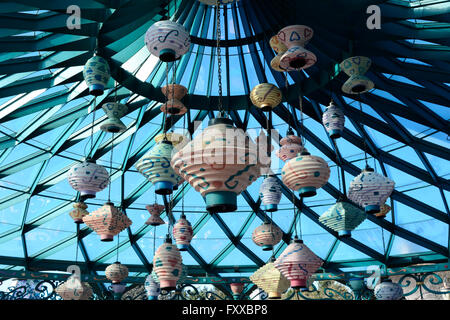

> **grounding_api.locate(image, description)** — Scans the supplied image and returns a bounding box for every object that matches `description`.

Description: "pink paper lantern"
[105,262,129,284]
[276,133,304,162]
[145,204,166,226]
[274,238,323,289]
[252,221,283,251]
[161,84,188,115]
[153,236,183,290]
[230,283,244,299]
[322,100,345,139]
[67,159,110,199]
[173,214,193,251]
[277,25,316,71]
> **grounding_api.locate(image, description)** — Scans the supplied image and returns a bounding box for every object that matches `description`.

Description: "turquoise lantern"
[319,200,366,237]
[83,55,111,96]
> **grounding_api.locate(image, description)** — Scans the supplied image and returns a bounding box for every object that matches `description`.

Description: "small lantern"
[110,283,127,300]
[281,149,330,197]
[56,274,93,300]
[276,132,304,162]
[67,159,110,199]
[105,261,129,284]
[135,140,180,195]
[144,274,160,300]
[322,100,345,139]
[252,221,283,251]
[145,20,190,62]
[250,261,290,299]
[270,35,287,72]
[319,200,366,237]
[348,165,395,214]
[277,25,316,71]
[145,204,166,226]
[250,83,282,111]
[100,102,128,133]
[259,175,282,212]
[173,214,193,251]
[230,283,244,300]
[153,235,183,290]
[154,132,188,149]
[69,202,89,224]
[83,55,111,96]
[374,278,403,300]
[83,202,132,241]
[161,84,188,115]
[375,203,391,218]
[274,237,323,289]
[340,56,374,94]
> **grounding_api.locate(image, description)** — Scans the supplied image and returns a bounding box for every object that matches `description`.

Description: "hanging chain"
[163,63,169,139]
[75,224,80,264]
[116,233,120,262]
[299,95,306,147]
[358,96,369,166]
[108,133,114,202]
[216,1,224,117]
[292,191,298,238]
[88,98,96,159]
[285,72,292,133]
[337,162,342,194]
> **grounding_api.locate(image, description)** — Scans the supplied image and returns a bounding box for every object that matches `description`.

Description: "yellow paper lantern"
[250,83,282,111]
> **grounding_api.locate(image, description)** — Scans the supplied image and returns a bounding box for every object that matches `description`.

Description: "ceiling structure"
[0,0,448,296]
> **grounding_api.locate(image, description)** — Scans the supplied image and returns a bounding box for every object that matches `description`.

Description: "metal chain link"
[216,1,224,117]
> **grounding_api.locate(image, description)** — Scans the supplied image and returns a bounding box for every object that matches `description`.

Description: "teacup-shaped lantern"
[340,56,374,94]
[100,102,128,133]
[276,130,304,162]
[67,159,110,200]
[145,20,191,62]
[250,83,282,112]
[83,55,110,96]
[160,84,188,115]
[322,101,345,139]
[252,221,283,251]
[69,202,89,224]
[277,25,316,71]
[270,35,287,72]
[145,204,166,226]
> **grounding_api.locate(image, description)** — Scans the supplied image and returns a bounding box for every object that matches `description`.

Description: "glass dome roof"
[0,0,448,295]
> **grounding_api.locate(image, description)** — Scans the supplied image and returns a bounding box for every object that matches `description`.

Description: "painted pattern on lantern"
[250,83,282,111]
[161,84,188,115]
[276,135,304,161]
[173,215,193,250]
[322,101,345,139]
[69,202,89,223]
[269,35,287,72]
[83,55,110,96]
[145,204,166,226]
[250,262,290,299]
[277,25,316,71]
[56,274,93,300]
[374,279,403,300]
[319,201,366,237]
[67,160,110,199]
[144,274,161,300]
[252,222,283,251]
[340,56,374,94]
[153,240,183,290]
[101,102,128,133]
[259,176,282,212]
[105,262,129,284]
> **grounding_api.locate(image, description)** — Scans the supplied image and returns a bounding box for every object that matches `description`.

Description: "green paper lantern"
[319,201,366,237]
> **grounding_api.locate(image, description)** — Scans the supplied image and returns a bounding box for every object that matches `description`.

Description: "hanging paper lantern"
[145,20,190,62]
[145,204,166,226]
[135,141,180,195]
[67,159,110,199]
[322,101,345,139]
[319,200,366,237]
[155,132,188,149]
[375,203,391,218]
[100,102,128,133]
[252,221,283,251]
[171,117,261,213]
[83,202,132,241]
[198,0,239,4]
[374,279,403,300]
[69,202,89,224]
[83,55,111,96]
[274,237,323,289]
[173,214,193,251]
[250,261,290,299]
[144,274,161,300]
[340,56,374,94]
[259,175,282,212]
[276,132,304,162]
[105,262,129,284]
[269,35,287,72]
[277,25,316,71]
[348,166,395,214]
[281,149,330,197]
[110,283,127,300]
[153,236,183,290]
[161,84,188,115]
[151,264,188,286]
[230,283,244,300]
[250,83,282,111]
[56,274,93,300]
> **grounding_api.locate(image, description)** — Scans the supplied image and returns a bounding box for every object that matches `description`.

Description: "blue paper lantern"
[319,200,366,237]
[83,55,110,96]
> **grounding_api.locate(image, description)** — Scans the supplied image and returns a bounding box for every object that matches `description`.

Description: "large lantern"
[161,84,188,115]
[105,262,129,284]
[56,274,93,300]
[171,117,262,213]
[340,56,374,94]
[230,283,244,300]
[270,35,288,72]
[276,131,304,162]
[144,274,160,300]
[250,83,282,111]
[319,200,366,237]
[173,214,193,251]
[145,20,190,62]
[281,149,330,197]
[277,25,316,71]
[67,159,110,199]
[374,278,403,300]
[145,204,166,226]
[348,166,395,214]
[135,140,180,195]
[250,261,290,299]
[259,175,282,212]
[153,235,183,290]
[274,237,323,289]
[252,221,283,251]
[83,55,110,96]
[83,202,132,241]
[101,102,128,133]
[69,202,89,224]
[322,101,345,139]
[151,264,188,286]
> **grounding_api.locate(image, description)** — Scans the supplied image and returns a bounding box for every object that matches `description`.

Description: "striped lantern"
[270,35,287,72]
[161,84,188,115]
[340,56,374,94]
[171,117,261,213]
[274,237,323,289]
[83,202,132,241]
[173,214,193,251]
[250,261,290,299]
[101,102,128,133]
[151,264,188,285]
[348,166,395,214]
[56,274,93,300]
[83,55,110,96]
[375,203,391,218]
[230,283,244,300]
[259,175,282,212]
[276,133,304,162]
[135,141,180,195]
[318,200,366,237]
[155,132,188,149]
[69,202,89,224]
[153,236,183,290]
[374,279,403,300]
[277,25,316,71]
[250,83,282,111]
[145,20,190,62]
[281,149,330,197]
[322,100,345,139]
[67,159,110,199]
[145,204,166,226]
[252,221,283,251]
[105,262,129,284]
[144,274,160,300]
